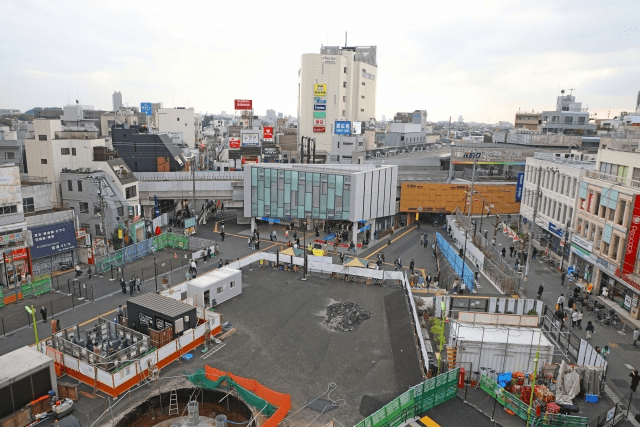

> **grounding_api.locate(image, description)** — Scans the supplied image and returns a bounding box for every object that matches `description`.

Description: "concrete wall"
[21,183,53,213]
[157,108,195,148]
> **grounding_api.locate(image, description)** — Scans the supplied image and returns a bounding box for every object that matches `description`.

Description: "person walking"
[557,294,565,311]
[248,237,252,248]
[220,230,225,241]
[40,305,47,323]
[381,252,385,263]
[560,270,566,288]
[185,269,191,281]
[509,244,514,257]
[633,328,639,348]
[577,311,583,329]
[474,264,480,280]
[394,259,399,271]
[135,276,141,292]
[537,284,544,300]
[190,260,197,276]
[420,234,424,246]
[630,370,640,393]
[424,238,429,250]
[116,305,124,324]
[501,247,506,258]
[409,259,415,274]
[585,321,595,339]
[571,310,579,328]
[120,277,127,294]
[87,266,92,280]
[601,345,610,360]
[75,264,82,277]
[426,273,432,289]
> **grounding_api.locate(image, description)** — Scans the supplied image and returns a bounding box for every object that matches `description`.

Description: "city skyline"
[2,0,639,123]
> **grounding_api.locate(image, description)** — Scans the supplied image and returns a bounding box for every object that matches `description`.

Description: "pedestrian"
[424,238,429,250]
[554,307,565,328]
[426,273,432,289]
[502,247,506,258]
[537,284,544,300]
[207,247,212,260]
[420,234,424,246]
[120,277,127,294]
[491,236,496,247]
[585,321,595,339]
[190,260,197,276]
[75,264,82,277]
[571,310,578,328]
[630,370,640,393]
[474,264,480,280]
[557,294,565,311]
[515,259,520,270]
[129,278,135,295]
[220,230,225,241]
[248,237,252,248]
[40,305,47,323]
[135,276,141,292]
[459,247,464,258]
[87,266,92,279]
[214,243,219,254]
[394,259,399,271]
[509,244,514,257]
[410,259,415,274]
[561,270,566,287]
[116,305,124,324]
[633,328,639,348]
[577,311,583,329]
[601,345,610,360]
[381,252,385,263]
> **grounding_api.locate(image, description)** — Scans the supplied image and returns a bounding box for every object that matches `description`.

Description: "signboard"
[229,138,241,149]
[30,221,77,259]
[313,126,326,133]
[139,312,152,326]
[624,294,632,310]
[234,99,253,110]
[451,148,536,165]
[263,126,274,141]
[515,172,524,201]
[313,119,325,126]
[571,243,596,263]
[314,84,327,96]
[4,248,27,263]
[335,121,351,135]
[260,216,280,224]
[321,56,337,64]
[0,231,24,245]
[352,121,362,135]
[313,112,326,118]
[140,103,152,117]
[572,234,593,252]
[314,105,326,111]
[548,222,563,237]
[242,133,260,147]
[623,194,640,274]
[314,97,326,104]
[184,217,196,229]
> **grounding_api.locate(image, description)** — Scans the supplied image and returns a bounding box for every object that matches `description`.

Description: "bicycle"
[594,308,608,322]
[598,313,623,329]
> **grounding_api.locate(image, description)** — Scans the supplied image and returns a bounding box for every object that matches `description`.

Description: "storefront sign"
[515,172,524,201]
[314,105,326,111]
[624,294,632,310]
[571,244,596,263]
[229,138,241,149]
[0,231,24,245]
[615,267,640,292]
[623,194,640,274]
[321,56,337,64]
[30,221,77,259]
[314,84,327,96]
[352,122,362,135]
[234,99,253,110]
[313,119,325,126]
[4,248,27,263]
[313,112,326,118]
[314,97,326,104]
[241,133,260,147]
[572,235,593,252]
[548,222,563,237]
[451,148,536,165]
[313,126,325,133]
[263,126,274,141]
[335,121,351,135]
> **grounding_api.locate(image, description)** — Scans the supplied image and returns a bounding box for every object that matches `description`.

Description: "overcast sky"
[2,0,639,123]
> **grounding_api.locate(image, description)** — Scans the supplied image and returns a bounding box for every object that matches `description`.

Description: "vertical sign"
[515,172,524,202]
[314,84,327,96]
[263,127,273,141]
[140,103,152,116]
[623,195,640,274]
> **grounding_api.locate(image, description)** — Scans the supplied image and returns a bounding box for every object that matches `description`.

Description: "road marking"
[363,226,417,260]
[608,342,619,348]
[625,364,634,370]
[618,331,626,335]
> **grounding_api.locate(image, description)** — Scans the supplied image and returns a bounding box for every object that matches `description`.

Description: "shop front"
[29,221,77,276]
[2,247,30,286]
[594,255,640,319]
[569,235,595,282]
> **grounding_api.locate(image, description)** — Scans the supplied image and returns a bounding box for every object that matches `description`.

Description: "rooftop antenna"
[569,88,574,97]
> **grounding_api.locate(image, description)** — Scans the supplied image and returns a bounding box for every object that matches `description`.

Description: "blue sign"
[358,224,371,233]
[140,102,152,117]
[30,221,77,259]
[335,121,351,135]
[314,105,326,111]
[515,172,524,201]
[260,217,280,224]
[324,233,336,240]
[548,222,563,237]
[523,217,528,224]
[314,97,326,104]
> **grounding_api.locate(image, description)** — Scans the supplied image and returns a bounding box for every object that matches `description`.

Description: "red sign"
[313,126,325,133]
[314,119,325,126]
[623,195,640,274]
[234,99,253,110]
[4,248,27,263]
[241,156,259,165]
[229,138,241,149]
[263,127,273,140]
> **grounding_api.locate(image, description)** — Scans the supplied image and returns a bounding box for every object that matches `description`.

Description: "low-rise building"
[541,93,596,135]
[112,125,187,172]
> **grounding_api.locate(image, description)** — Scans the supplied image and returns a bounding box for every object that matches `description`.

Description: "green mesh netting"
[187,369,276,416]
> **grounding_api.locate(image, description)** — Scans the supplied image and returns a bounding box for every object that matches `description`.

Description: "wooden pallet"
[217,327,237,341]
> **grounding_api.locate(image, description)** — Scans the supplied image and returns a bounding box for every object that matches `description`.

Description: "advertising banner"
[30,221,77,259]
[352,121,362,135]
[313,119,325,126]
[548,222,563,237]
[314,84,327,96]
[263,127,273,141]
[335,121,351,135]
[140,103,152,117]
[229,138,241,149]
[313,112,326,118]
[314,105,326,111]
[234,99,253,110]
[623,194,640,274]
[241,133,260,147]
[515,172,524,201]
[313,126,326,133]
[314,97,326,104]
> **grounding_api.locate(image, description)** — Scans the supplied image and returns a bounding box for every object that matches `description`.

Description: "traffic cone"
[214,222,218,233]
[174,252,178,259]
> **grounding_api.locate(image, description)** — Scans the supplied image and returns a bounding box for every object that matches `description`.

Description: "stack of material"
[324,302,372,332]
[555,361,581,405]
[575,365,603,396]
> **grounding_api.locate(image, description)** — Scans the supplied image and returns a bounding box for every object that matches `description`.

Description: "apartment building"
[573,148,640,319]
[521,153,595,260]
[514,112,541,131]
[540,93,596,135]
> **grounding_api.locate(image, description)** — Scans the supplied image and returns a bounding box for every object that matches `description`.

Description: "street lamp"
[25,305,39,351]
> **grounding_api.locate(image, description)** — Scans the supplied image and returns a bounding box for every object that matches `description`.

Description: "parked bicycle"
[597,310,623,329]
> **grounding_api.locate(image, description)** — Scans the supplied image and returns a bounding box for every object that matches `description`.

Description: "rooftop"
[186,267,240,288]
[0,346,53,387]
[249,163,391,175]
[128,292,195,318]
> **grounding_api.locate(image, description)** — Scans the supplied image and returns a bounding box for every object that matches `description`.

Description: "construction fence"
[354,369,459,427]
[435,232,474,292]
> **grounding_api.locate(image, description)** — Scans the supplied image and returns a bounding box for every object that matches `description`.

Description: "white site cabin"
[186,267,242,308]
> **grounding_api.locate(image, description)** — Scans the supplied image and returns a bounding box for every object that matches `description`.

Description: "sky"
[2,0,639,123]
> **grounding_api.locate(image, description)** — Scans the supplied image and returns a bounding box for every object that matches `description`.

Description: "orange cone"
[174,252,178,259]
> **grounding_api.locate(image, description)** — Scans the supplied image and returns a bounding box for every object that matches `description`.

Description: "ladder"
[168,389,179,416]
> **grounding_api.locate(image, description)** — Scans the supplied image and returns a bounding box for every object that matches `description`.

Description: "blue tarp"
[436,232,474,291]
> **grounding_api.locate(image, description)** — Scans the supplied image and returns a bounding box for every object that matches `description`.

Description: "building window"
[61,148,70,155]
[22,198,35,213]
[343,82,347,88]
[79,202,89,213]
[564,116,573,124]
[68,180,73,191]
[343,67,347,73]
[217,286,223,294]
[578,117,585,124]
[77,180,83,192]
[361,109,364,112]
[342,110,346,116]
[4,152,15,159]
[343,96,346,102]
[361,95,365,99]
[0,205,17,215]
[230,281,235,288]
[125,186,137,199]
[177,118,180,121]
[41,159,47,164]
[72,147,76,155]
[38,135,47,141]
[362,82,365,86]
[95,224,101,235]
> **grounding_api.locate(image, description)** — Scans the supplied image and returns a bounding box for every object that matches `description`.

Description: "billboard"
[30,221,77,259]
[623,195,640,274]
[313,112,326,118]
[314,84,327,96]
[242,133,260,147]
[229,138,241,149]
[400,183,521,214]
[234,99,253,110]
[314,97,326,104]
[335,121,351,135]
[140,103,152,117]
[352,121,362,135]
[263,127,274,141]
[313,126,326,133]
[313,119,325,126]
[515,172,524,201]
[314,105,326,111]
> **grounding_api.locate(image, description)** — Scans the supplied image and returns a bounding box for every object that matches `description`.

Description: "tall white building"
[157,107,196,148]
[266,109,276,124]
[112,91,123,111]
[298,45,377,154]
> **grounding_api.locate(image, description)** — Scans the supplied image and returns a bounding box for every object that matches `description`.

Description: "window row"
[524,166,578,198]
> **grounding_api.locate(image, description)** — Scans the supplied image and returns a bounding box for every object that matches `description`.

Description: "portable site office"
[186,267,242,307]
[449,322,555,375]
[127,293,197,339]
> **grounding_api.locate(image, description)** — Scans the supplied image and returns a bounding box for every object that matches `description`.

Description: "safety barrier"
[354,369,459,427]
[479,374,588,427]
[436,232,474,292]
[21,274,53,298]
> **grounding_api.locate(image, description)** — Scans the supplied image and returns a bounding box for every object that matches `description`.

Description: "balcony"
[585,170,640,188]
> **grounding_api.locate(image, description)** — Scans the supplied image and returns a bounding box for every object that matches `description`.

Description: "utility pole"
[524,167,542,290]
[191,157,197,231]
[97,177,108,252]
[468,157,477,219]
[559,220,571,271]
[300,136,305,164]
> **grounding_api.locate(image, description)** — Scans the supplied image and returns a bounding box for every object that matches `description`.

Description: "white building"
[520,152,595,260]
[157,108,196,148]
[298,45,377,153]
[112,91,123,111]
[266,109,276,124]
